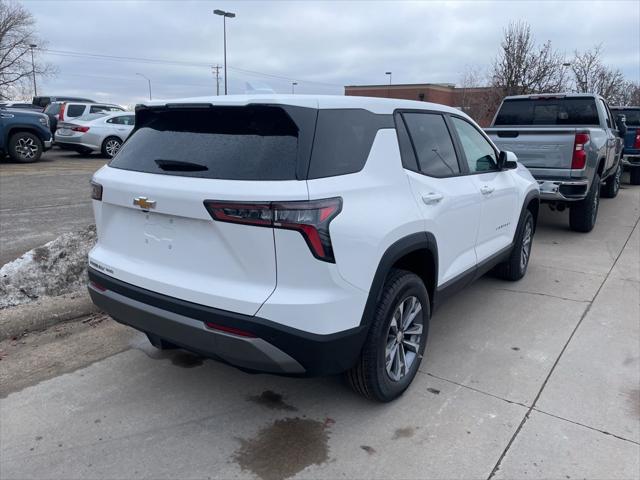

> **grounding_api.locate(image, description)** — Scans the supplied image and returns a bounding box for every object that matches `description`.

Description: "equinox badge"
[133,196,156,210]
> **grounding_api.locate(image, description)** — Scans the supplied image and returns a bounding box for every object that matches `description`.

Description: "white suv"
[88,95,539,402]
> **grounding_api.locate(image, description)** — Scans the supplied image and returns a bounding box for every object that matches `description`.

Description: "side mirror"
[498,150,518,170]
[616,114,627,137]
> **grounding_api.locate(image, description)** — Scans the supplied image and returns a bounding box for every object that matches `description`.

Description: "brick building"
[344,83,499,127]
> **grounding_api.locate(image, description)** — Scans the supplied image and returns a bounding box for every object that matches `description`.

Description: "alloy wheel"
[385,295,423,382]
[105,139,121,157]
[15,137,38,160]
[520,219,533,272]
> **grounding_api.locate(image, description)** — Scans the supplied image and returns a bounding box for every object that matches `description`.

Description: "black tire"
[630,167,640,186]
[101,136,122,159]
[146,333,178,350]
[346,269,429,402]
[601,164,621,198]
[494,210,534,281]
[569,174,600,233]
[8,132,43,163]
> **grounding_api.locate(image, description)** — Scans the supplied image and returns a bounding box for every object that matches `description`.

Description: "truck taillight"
[204,198,342,263]
[58,102,65,121]
[572,132,590,169]
[634,132,640,149]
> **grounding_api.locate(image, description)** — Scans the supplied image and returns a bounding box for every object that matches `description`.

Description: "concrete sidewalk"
[1,184,639,480]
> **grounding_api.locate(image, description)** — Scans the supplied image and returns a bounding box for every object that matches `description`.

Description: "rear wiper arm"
[155,159,208,172]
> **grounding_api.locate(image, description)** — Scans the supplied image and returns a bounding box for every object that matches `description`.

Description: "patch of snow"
[0,225,96,309]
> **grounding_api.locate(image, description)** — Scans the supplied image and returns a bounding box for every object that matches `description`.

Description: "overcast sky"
[23,0,640,106]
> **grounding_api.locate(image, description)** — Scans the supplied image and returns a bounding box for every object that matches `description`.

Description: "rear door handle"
[480,185,495,195]
[422,193,444,205]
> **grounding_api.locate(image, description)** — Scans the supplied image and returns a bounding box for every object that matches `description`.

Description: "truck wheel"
[346,269,429,402]
[569,174,600,233]
[601,164,621,198]
[8,132,43,163]
[494,210,534,281]
[630,168,640,186]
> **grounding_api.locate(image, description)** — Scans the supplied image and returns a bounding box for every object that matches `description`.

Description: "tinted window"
[66,104,86,117]
[110,106,301,180]
[403,113,460,177]
[451,117,498,172]
[307,109,391,179]
[611,108,640,126]
[494,98,600,126]
[121,115,135,125]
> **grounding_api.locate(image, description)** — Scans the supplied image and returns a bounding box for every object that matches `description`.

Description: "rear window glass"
[307,109,392,179]
[611,108,640,126]
[110,106,301,180]
[66,104,86,117]
[494,98,600,126]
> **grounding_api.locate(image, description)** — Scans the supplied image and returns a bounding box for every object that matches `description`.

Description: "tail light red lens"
[634,133,640,149]
[572,132,590,169]
[204,197,342,263]
[71,126,90,132]
[58,102,65,121]
[204,322,256,337]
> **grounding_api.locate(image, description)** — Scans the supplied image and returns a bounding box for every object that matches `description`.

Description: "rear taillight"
[572,132,590,169]
[204,322,256,337]
[91,181,102,201]
[71,126,90,132]
[634,132,640,149]
[58,102,65,121]
[204,197,342,263]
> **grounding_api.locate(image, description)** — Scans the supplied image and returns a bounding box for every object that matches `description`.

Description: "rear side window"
[612,108,640,126]
[403,113,460,177]
[44,103,61,115]
[494,98,600,126]
[110,106,302,180]
[66,104,86,117]
[307,109,391,179]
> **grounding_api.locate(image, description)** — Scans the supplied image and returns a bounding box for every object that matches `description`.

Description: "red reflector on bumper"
[90,280,107,292]
[205,322,256,338]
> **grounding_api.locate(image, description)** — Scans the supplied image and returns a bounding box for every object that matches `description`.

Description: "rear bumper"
[536,178,589,202]
[54,138,99,151]
[622,155,640,167]
[87,268,367,376]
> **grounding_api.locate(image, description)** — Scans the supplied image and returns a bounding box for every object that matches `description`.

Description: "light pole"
[136,73,152,100]
[29,44,37,96]
[385,71,392,98]
[214,9,236,95]
[291,82,298,94]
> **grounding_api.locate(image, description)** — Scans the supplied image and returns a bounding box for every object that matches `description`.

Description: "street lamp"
[214,9,236,95]
[385,71,392,85]
[29,44,37,96]
[136,73,152,100]
[291,82,298,94]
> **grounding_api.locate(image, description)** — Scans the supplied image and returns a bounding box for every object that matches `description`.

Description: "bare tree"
[0,0,55,100]
[457,65,499,125]
[491,21,569,97]
[571,45,628,104]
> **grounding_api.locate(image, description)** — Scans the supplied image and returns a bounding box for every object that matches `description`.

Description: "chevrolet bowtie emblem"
[133,196,156,210]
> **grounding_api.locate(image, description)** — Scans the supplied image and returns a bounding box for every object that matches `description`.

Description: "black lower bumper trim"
[88,268,368,376]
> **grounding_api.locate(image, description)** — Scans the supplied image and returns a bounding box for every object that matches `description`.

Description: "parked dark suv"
[0,108,53,162]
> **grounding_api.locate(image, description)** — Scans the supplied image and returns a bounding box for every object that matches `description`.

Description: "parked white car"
[88,95,539,401]
[44,101,125,133]
[55,111,135,158]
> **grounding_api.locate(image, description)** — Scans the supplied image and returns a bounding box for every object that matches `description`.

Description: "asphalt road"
[0,149,106,266]
[1,170,639,478]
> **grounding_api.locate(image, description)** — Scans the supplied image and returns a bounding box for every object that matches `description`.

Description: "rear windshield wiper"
[155,159,208,172]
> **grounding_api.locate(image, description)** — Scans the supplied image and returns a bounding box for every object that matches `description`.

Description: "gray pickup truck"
[486,93,625,232]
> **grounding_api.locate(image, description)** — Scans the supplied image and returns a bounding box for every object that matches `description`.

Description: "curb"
[0,290,99,342]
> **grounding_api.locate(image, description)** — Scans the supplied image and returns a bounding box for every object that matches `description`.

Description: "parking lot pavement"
[1,182,639,479]
[0,150,105,266]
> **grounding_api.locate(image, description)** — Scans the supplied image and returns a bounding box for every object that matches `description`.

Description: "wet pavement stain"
[426,387,440,395]
[169,351,204,368]
[247,390,297,411]
[233,417,330,480]
[360,445,376,455]
[392,427,415,440]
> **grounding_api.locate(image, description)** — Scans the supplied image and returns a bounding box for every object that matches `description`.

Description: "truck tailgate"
[486,128,577,169]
